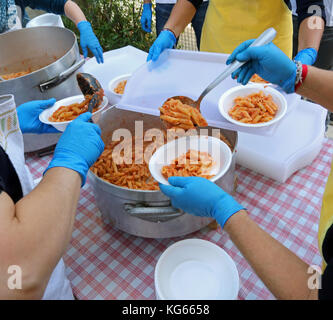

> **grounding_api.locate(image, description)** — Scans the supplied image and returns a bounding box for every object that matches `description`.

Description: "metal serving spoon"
[161,27,277,127]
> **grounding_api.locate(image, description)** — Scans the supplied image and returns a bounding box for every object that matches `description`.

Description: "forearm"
[297,17,324,52]
[64,0,86,26]
[224,211,317,300]
[163,0,197,37]
[0,167,81,299]
[297,66,333,112]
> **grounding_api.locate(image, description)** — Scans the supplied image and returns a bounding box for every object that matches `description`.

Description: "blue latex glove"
[226,40,297,93]
[147,29,176,62]
[294,48,317,66]
[45,112,104,186]
[141,3,152,33]
[160,177,245,228]
[77,21,104,64]
[17,98,59,134]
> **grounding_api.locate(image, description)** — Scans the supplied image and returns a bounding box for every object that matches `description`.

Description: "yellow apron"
[318,159,333,270]
[200,0,293,58]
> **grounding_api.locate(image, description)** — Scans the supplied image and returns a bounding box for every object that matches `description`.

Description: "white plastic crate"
[118,49,301,136]
[236,100,327,182]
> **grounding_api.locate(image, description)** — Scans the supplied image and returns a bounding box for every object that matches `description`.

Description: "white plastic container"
[26,13,64,28]
[155,239,239,300]
[118,49,301,136]
[236,100,327,182]
[149,135,232,185]
[107,73,131,105]
[39,95,108,132]
[80,46,147,104]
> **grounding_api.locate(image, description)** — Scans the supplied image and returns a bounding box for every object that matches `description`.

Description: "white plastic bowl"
[149,135,232,186]
[26,13,64,28]
[107,74,131,105]
[218,84,287,128]
[154,239,239,300]
[39,95,108,132]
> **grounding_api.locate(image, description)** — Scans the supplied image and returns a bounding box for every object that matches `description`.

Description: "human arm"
[224,211,317,300]
[141,0,152,33]
[25,0,86,25]
[163,0,199,38]
[147,0,198,61]
[23,0,103,63]
[0,168,81,299]
[226,39,333,112]
[63,0,86,25]
[0,112,104,299]
[296,66,333,112]
[160,177,318,300]
[64,1,104,64]
[294,0,325,65]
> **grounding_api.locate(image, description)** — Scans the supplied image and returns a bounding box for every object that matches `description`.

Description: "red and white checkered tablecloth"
[25,138,333,300]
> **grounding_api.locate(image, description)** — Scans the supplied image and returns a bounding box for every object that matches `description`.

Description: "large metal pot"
[0,27,85,151]
[88,107,238,238]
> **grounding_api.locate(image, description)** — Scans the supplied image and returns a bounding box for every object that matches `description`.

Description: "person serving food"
[0,0,104,63]
[0,95,104,299]
[159,41,333,299]
[147,0,325,66]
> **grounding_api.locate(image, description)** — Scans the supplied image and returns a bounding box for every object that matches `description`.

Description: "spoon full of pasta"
[159,28,277,129]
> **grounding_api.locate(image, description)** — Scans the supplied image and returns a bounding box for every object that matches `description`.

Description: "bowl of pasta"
[218,84,287,128]
[39,94,109,132]
[107,73,131,104]
[149,135,232,186]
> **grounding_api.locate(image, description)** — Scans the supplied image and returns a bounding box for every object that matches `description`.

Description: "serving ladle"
[161,27,277,128]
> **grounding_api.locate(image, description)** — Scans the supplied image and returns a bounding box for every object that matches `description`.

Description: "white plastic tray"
[80,45,148,104]
[118,49,301,136]
[236,100,327,182]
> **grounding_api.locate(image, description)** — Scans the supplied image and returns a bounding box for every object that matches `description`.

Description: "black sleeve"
[0,146,23,203]
[319,258,333,300]
[20,0,68,15]
[295,0,326,26]
[187,0,203,10]
[0,176,4,194]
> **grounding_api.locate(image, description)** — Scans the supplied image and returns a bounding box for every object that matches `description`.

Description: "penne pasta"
[162,150,214,180]
[114,80,127,94]
[228,91,278,124]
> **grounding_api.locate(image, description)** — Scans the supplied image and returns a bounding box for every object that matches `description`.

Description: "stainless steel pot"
[88,107,238,238]
[0,27,85,151]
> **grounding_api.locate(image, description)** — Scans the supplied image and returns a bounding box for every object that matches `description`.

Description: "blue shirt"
[15,0,68,26]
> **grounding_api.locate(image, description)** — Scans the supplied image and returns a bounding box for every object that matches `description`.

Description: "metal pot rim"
[88,134,237,196]
[88,169,161,194]
[0,26,77,82]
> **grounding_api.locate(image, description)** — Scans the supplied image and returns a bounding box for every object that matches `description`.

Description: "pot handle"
[124,204,184,223]
[39,59,85,92]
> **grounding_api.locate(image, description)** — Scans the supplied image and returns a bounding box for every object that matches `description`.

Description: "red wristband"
[295,64,308,91]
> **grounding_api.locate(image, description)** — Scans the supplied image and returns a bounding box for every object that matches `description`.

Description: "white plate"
[218,84,287,128]
[154,239,239,300]
[149,135,232,185]
[39,95,108,132]
[26,13,64,28]
[107,73,131,104]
